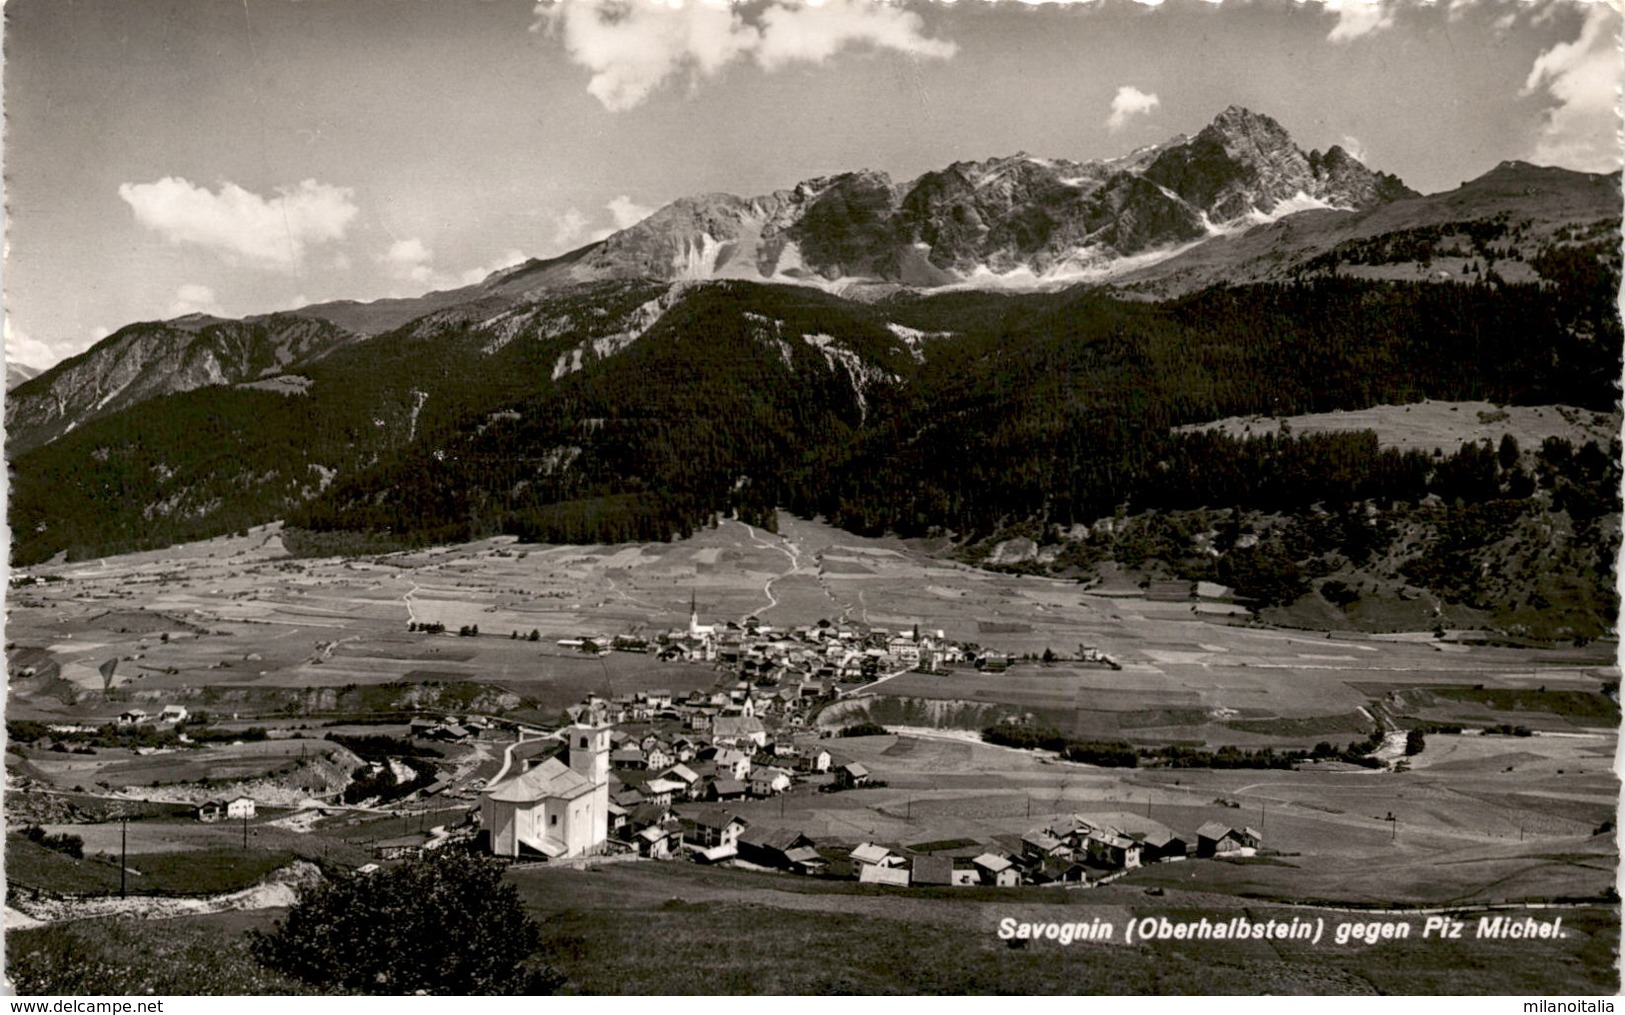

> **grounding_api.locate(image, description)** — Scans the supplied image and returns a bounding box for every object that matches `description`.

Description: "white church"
[481,720,611,860]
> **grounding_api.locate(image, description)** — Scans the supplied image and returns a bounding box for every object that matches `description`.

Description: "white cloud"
[380,237,437,284]
[167,283,225,318]
[459,249,530,285]
[536,0,956,112]
[1106,85,1160,131]
[553,207,593,248]
[753,0,958,72]
[605,195,656,230]
[117,177,359,272]
[1315,0,1394,42]
[1523,2,1623,172]
[1339,134,1368,162]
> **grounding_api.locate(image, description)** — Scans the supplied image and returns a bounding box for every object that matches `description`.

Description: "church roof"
[486,757,595,803]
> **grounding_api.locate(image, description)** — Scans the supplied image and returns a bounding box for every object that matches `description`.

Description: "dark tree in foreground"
[1405,729,1426,756]
[249,849,564,995]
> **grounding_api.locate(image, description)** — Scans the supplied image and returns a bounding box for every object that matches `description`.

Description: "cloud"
[753,0,958,72]
[1106,85,1160,131]
[536,0,957,112]
[1322,0,1394,42]
[552,195,660,252]
[5,321,117,371]
[380,237,437,284]
[1339,134,1368,162]
[459,248,530,285]
[605,195,656,230]
[117,177,359,272]
[167,284,225,318]
[1523,2,1622,173]
[553,207,593,248]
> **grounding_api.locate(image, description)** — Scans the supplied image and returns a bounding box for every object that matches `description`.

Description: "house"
[858,864,911,887]
[374,835,426,860]
[195,800,225,823]
[1196,823,1260,858]
[834,762,870,788]
[709,747,752,781]
[972,853,1020,887]
[683,808,747,849]
[636,820,684,859]
[784,845,828,875]
[950,860,982,886]
[1021,830,1070,861]
[705,776,748,801]
[848,842,903,870]
[1085,830,1143,870]
[117,709,150,726]
[481,722,612,860]
[736,826,816,869]
[748,766,792,796]
[712,715,768,748]
[1139,829,1189,863]
[642,777,686,808]
[225,797,257,820]
[159,705,189,724]
[659,763,702,798]
[909,854,955,887]
[795,748,832,774]
[610,747,647,770]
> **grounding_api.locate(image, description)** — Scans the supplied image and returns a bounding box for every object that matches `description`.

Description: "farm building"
[859,864,911,887]
[1085,831,1143,869]
[834,762,870,788]
[225,797,257,820]
[849,842,902,870]
[636,821,683,859]
[195,801,225,823]
[909,854,955,887]
[481,721,612,860]
[737,826,816,869]
[683,808,748,850]
[1139,829,1189,863]
[972,853,1020,887]
[1196,823,1261,858]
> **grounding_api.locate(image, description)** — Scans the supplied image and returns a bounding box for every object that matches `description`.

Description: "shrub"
[248,849,564,994]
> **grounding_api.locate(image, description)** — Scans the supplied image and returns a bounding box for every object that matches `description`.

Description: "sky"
[3,0,1620,369]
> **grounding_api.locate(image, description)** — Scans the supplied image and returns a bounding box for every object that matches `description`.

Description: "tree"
[1405,729,1426,756]
[249,849,564,994]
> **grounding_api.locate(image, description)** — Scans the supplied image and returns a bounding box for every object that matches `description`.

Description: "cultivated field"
[5,511,1618,988]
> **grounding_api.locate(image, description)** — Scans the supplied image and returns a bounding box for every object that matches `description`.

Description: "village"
[460,597,1252,888]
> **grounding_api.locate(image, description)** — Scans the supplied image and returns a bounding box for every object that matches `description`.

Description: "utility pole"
[242,811,249,850]
[119,814,128,898]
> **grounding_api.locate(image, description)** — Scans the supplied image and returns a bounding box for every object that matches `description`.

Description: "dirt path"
[738,522,801,619]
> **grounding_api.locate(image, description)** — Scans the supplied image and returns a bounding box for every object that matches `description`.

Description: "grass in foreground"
[6,837,297,898]
[6,912,321,995]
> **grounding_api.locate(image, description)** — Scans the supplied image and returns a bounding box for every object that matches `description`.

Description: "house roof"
[784,846,825,866]
[1022,831,1064,852]
[689,807,745,830]
[858,865,910,886]
[849,842,892,865]
[972,853,1013,872]
[738,826,809,852]
[1196,821,1237,840]
[714,716,765,737]
[644,778,686,795]
[910,855,954,886]
[628,802,668,828]
[841,762,869,778]
[486,757,595,803]
[661,763,700,784]
[710,777,747,796]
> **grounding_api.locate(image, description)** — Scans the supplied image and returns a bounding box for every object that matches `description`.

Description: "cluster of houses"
[636,810,1263,888]
[560,597,1110,691]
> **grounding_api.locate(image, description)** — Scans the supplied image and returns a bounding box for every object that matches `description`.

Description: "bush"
[249,849,564,994]
[838,722,890,738]
[1405,729,1426,756]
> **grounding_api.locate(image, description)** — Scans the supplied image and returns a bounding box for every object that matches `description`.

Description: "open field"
[5,513,1617,993]
[6,862,1615,995]
[1176,399,1619,456]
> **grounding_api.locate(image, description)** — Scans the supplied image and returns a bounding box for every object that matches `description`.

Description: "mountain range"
[8,107,1621,638]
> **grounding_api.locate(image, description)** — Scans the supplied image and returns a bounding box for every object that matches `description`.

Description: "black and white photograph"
[2,0,1621,998]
